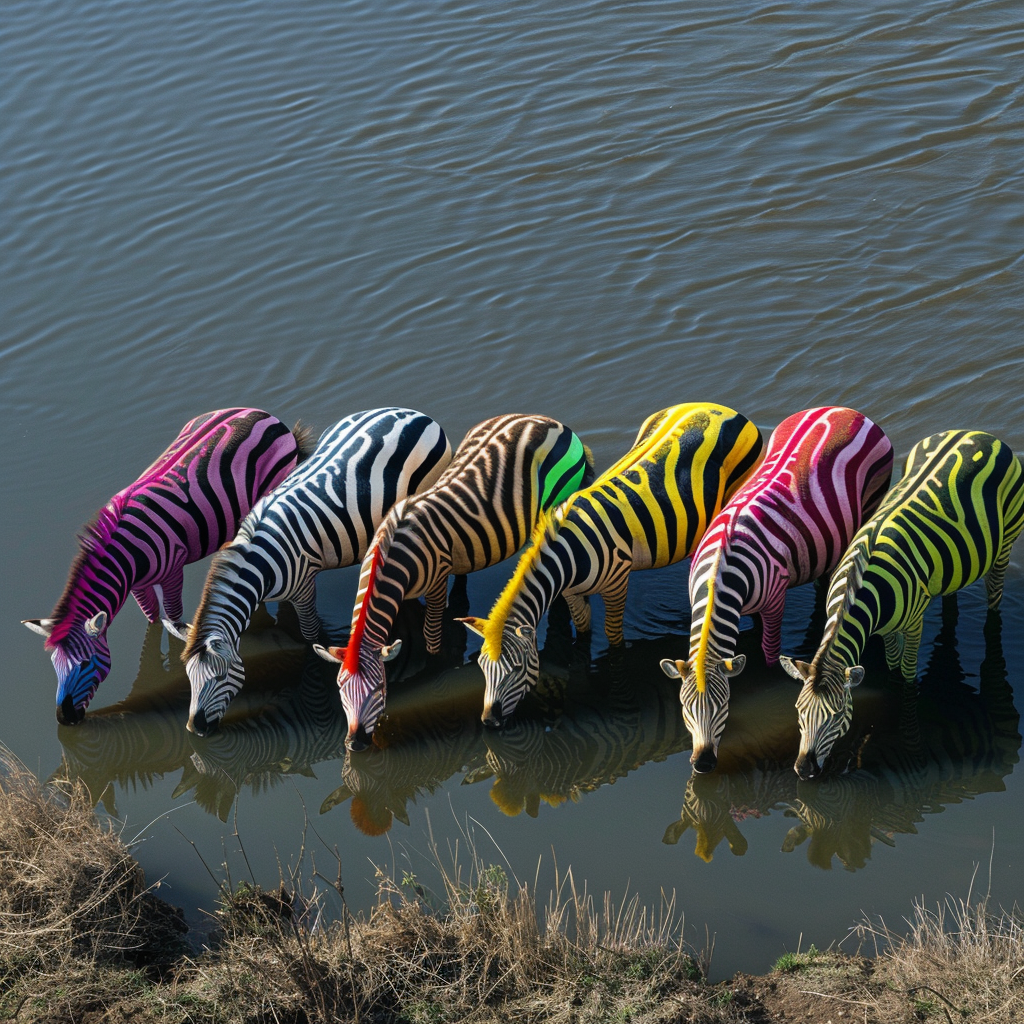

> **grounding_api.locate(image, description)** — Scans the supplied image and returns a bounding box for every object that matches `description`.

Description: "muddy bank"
[1,753,1019,1023]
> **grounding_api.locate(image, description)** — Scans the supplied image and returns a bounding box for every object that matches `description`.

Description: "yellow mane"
[482,507,560,661]
[694,552,721,694]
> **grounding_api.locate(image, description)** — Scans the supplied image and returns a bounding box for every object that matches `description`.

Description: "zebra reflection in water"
[663,597,1019,869]
[53,606,304,814]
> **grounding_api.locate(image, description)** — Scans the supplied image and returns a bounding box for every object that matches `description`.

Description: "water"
[3,0,1022,979]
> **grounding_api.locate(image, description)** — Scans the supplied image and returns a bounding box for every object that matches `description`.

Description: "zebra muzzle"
[187,707,218,737]
[56,696,84,726]
[795,751,821,781]
[346,724,373,752]
[690,747,718,774]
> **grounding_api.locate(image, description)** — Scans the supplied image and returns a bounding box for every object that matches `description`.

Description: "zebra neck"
[514,535,574,630]
[48,533,129,645]
[189,546,273,653]
[687,553,743,678]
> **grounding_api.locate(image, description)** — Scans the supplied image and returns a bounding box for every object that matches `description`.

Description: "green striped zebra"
[781,430,1024,780]
[460,403,764,726]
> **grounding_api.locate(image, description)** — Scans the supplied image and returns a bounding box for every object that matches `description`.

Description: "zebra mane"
[811,521,878,679]
[483,507,560,661]
[692,550,723,694]
[182,542,249,660]
[46,502,124,647]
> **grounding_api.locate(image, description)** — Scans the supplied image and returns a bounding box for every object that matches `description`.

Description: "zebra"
[24,409,310,725]
[183,408,452,736]
[458,403,764,727]
[780,429,1024,780]
[313,413,595,751]
[660,407,894,774]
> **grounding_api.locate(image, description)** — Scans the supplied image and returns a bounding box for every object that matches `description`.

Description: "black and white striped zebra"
[184,408,452,736]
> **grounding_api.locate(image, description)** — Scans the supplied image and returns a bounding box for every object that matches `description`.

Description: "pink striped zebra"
[660,407,894,773]
[24,409,311,724]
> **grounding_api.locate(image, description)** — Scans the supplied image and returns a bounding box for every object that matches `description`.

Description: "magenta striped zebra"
[24,409,311,725]
[661,407,894,773]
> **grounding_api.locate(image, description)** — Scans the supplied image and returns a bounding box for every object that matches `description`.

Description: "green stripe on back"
[541,433,586,508]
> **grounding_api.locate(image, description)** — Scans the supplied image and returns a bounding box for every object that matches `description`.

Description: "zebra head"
[313,640,403,751]
[781,655,864,780]
[185,635,246,736]
[660,654,746,774]
[25,612,111,725]
[456,616,539,727]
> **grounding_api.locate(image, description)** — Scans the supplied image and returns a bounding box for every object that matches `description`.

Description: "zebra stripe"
[782,429,1024,780]
[463,403,764,727]
[662,407,893,774]
[183,408,452,735]
[24,409,309,725]
[317,414,595,751]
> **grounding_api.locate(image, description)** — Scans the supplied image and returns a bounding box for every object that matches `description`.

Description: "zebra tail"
[291,420,318,464]
[581,443,597,487]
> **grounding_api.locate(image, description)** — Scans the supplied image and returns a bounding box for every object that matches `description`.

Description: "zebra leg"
[985,538,1016,609]
[158,567,191,640]
[601,571,631,647]
[883,631,905,672]
[133,585,161,623]
[423,573,450,656]
[564,593,592,635]
[289,575,323,642]
[899,613,926,681]
[759,586,787,666]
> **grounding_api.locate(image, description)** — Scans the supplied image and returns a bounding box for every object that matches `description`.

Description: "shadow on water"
[54,588,1019,872]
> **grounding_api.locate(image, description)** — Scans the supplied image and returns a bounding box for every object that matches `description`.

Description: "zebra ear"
[514,624,535,640]
[381,639,402,662]
[722,654,746,677]
[660,658,688,680]
[85,611,108,637]
[313,644,345,665]
[780,657,812,683]
[844,665,865,688]
[454,617,486,639]
[23,618,56,638]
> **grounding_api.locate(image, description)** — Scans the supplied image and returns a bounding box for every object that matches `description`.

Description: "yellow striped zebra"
[781,429,1024,780]
[460,403,763,727]
[314,414,595,751]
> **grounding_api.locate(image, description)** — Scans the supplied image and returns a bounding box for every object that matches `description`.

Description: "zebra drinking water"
[24,409,310,724]
[460,403,764,727]
[660,407,893,774]
[781,429,1024,780]
[314,413,594,751]
[184,408,452,735]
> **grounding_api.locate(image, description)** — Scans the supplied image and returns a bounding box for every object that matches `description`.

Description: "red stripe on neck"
[344,544,383,675]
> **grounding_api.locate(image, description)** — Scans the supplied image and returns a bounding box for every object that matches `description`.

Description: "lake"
[3,0,1022,979]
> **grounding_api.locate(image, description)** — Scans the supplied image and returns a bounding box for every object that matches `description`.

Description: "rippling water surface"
[3,0,1023,977]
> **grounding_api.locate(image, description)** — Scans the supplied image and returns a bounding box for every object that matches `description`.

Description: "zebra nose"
[691,748,718,774]
[56,696,84,726]
[796,751,820,781]
[482,700,503,729]
[346,724,372,752]
[188,708,214,736]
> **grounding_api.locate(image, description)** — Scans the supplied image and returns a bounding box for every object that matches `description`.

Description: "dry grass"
[854,891,1024,1023]
[3,747,1023,1023]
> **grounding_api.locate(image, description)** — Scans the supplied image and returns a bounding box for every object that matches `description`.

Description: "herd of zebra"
[25,402,1024,780]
